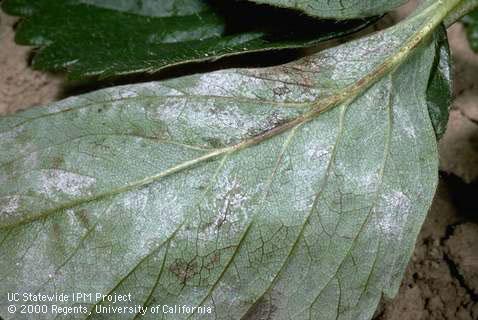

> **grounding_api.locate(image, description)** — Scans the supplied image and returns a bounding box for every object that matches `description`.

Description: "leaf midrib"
[0,0,459,231]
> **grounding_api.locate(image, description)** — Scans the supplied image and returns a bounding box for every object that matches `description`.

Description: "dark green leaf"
[463,9,478,51]
[427,26,452,140]
[1,0,374,79]
[245,0,407,19]
[0,1,458,319]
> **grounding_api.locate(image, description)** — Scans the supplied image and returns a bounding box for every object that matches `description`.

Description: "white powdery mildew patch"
[379,190,411,236]
[218,175,257,225]
[39,170,96,199]
[197,174,253,241]
[0,195,21,216]
[0,126,25,141]
[153,190,182,231]
[160,25,223,43]
[249,70,319,103]
[150,98,185,124]
[121,189,149,213]
[403,124,417,139]
[325,31,403,85]
[305,142,331,162]
[0,127,36,162]
[105,87,140,100]
[216,176,248,216]
[118,190,154,260]
[192,72,263,99]
[357,171,380,192]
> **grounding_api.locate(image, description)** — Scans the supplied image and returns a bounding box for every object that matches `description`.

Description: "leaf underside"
[1,0,375,79]
[246,0,407,19]
[0,1,453,320]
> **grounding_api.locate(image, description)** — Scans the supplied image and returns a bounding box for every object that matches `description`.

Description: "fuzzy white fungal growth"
[39,170,96,198]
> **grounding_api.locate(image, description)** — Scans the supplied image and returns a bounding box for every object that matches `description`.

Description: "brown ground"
[0,14,62,114]
[1,4,477,320]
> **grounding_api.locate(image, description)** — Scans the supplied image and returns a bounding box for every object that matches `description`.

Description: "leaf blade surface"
[0,1,457,319]
[245,0,406,19]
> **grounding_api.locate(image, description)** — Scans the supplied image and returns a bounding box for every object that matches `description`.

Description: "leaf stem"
[303,0,464,119]
[445,0,478,26]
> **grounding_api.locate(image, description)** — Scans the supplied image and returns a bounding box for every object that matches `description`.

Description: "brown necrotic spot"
[50,156,64,169]
[169,258,198,285]
[74,209,91,229]
[243,294,277,320]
